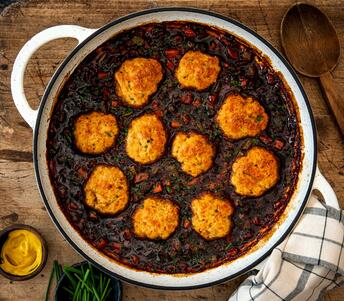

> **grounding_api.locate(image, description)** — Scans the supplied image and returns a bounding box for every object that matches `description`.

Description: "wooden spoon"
[281,2,344,137]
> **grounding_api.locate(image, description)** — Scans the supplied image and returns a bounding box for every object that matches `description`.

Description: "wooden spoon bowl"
[281,2,344,137]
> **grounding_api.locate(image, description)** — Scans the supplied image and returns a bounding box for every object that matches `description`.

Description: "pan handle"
[11,25,96,129]
[253,166,340,271]
[313,167,340,209]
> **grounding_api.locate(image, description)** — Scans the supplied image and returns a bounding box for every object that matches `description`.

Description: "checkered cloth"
[229,195,344,301]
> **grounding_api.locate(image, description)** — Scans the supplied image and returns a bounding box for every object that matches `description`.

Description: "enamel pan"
[11,8,339,289]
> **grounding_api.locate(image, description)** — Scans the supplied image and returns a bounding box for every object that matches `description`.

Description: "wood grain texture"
[320,72,344,136]
[0,0,343,300]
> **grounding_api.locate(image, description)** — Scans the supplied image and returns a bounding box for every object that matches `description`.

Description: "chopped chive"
[81,269,90,290]
[54,260,63,281]
[58,263,63,280]
[100,278,111,301]
[103,287,112,301]
[83,288,87,301]
[62,286,74,296]
[92,287,101,301]
[74,274,93,293]
[64,269,78,289]
[72,280,81,301]
[64,265,83,275]
[48,261,114,301]
[225,243,233,251]
[230,80,241,86]
[88,263,95,288]
[45,262,55,301]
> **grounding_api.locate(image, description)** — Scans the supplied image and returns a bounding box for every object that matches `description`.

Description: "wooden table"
[0,0,343,300]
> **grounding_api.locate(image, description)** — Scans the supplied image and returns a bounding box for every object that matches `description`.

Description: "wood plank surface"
[0,0,343,300]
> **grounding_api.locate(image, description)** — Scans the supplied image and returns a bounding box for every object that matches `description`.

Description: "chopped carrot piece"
[208,95,217,104]
[259,135,272,144]
[193,99,201,107]
[227,48,238,59]
[188,178,199,186]
[153,183,163,193]
[98,72,107,79]
[165,49,179,59]
[96,238,107,249]
[273,139,284,150]
[182,114,191,124]
[183,28,195,37]
[77,167,88,178]
[155,109,163,117]
[166,60,174,70]
[134,172,149,183]
[181,93,193,104]
[171,120,181,128]
[183,219,191,229]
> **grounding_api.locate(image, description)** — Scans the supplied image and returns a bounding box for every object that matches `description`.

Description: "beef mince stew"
[47,21,302,274]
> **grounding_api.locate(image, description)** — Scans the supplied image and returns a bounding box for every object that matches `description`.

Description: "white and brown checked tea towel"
[229,195,344,301]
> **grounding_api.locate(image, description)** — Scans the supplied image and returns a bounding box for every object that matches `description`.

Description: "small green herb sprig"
[45,260,63,301]
[45,260,113,301]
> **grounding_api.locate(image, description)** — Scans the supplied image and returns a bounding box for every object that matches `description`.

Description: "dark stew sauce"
[47,21,302,273]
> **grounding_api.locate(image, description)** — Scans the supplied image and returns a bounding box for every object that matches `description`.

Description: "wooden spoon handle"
[319,72,344,137]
